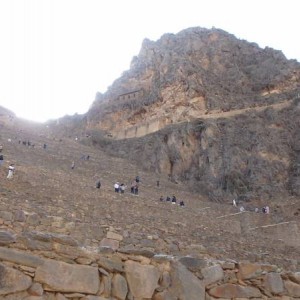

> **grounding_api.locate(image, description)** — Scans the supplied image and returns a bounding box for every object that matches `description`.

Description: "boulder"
[112,273,128,300]
[26,213,40,226]
[0,231,16,245]
[107,231,123,241]
[284,280,300,297]
[97,256,124,272]
[80,296,107,300]
[289,272,300,284]
[168,261,205,300]
[0,263,32,295]
[178,256,207,272]
[0,246,44,267]
[208,283,262,298]
[153,290,176,300]
[35,259,99,294]
[201,264,224,285]
[28,282,44,296]
[99,238,119,250]
[99,273,112,298]
[125,260,160,299]
[14,210,26,222]
[238,262,262,279]
[264,272,284,295]
[119,248,155,258]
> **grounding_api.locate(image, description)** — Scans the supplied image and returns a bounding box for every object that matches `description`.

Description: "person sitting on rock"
[179,200,185,207]
[159,196,164,201]
[166,196,171,202]
[135,176,140,183]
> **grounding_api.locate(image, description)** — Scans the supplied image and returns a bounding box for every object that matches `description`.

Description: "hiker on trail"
[96,180,101,189]
[71,161,75,169]
[120,183,126,194]
[135,176,140,183]
[43,143,47,149]
[0,145,2,152]
[86,155,90,160]
[7,164,15,179]
[114,182,120,193]
[171,195,177,204]
[0,154,3,167]
[232,199,237,207]
[156,180,160,187]
[166,196,171,202]
[255,207,259,213]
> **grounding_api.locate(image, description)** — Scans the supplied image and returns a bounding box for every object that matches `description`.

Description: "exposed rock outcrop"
[79,27,300,201]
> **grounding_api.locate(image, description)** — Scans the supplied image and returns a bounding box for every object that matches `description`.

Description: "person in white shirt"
[7,164,15,179]
[114,182,120,193]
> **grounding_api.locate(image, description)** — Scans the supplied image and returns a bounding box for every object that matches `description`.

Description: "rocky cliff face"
[82,27,300,201]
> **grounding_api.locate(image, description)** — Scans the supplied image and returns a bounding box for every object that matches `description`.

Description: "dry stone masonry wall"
[0,236,299,299]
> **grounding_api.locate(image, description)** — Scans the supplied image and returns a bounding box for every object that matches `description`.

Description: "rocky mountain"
[60,27,300,202]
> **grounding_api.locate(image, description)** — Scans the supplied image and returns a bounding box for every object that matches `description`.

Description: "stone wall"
[116,118,167,139]
[0,233,299,300]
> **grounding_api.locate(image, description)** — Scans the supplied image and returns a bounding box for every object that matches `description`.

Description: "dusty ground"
[0,120,299,271]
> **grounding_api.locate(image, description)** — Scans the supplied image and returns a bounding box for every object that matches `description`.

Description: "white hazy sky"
[0,0,299,122]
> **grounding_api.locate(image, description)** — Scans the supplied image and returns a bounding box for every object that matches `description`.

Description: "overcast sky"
[0,0,299,122]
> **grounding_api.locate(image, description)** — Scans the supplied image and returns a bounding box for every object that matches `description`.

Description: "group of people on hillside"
[113,176,140,195]
[114,182,126,194]
[1,137,186,209]
[19,140,35,147]
[160,195,185,207]
[232,199,270,214]
[70,154,91,170]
